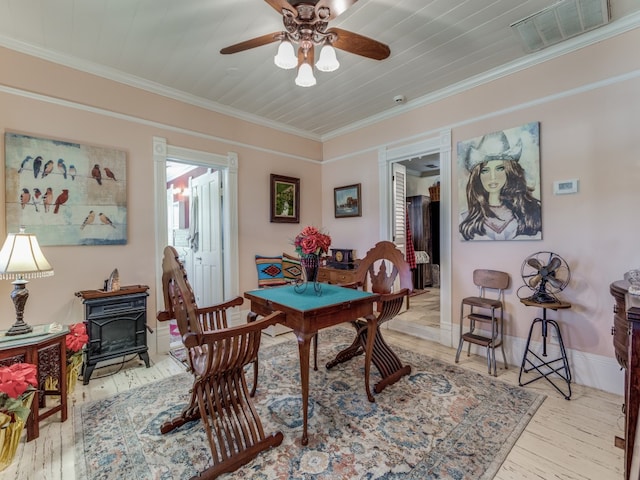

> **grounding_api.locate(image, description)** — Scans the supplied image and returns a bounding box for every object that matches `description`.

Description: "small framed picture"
[270,174,300,223]
[334,183,362,218]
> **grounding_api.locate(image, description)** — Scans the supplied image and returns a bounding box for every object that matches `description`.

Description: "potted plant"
[0,362,37,470]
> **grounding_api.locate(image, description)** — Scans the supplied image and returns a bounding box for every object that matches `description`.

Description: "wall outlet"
[549,330,560,345]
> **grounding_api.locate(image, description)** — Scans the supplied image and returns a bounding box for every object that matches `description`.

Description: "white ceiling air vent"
[511,0,610,52]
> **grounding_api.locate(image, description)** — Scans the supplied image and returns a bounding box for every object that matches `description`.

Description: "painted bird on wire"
[20,188,30,209]
[53,189,69,214]
[33,156,42,178]
[43,187,53,212]
[42,159,54,178]
[80,210,95,230]
[104,168,117,181]
[57,159,67,179]
[92,164,102,185]
[32,188,42,212]
[99,213,116,228]
[18,156,32,173]
[68,165,76,180]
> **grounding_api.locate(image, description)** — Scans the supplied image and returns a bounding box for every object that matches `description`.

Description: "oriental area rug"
[75,327,544,480]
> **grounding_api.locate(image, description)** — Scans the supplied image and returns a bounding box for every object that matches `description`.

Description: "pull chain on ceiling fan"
[220,0,390,87]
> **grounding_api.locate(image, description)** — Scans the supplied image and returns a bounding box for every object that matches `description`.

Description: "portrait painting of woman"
[457,122,541,241]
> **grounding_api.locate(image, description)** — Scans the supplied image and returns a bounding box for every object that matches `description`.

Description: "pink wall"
[322,28,640,360]
[1,26,639,367]
[0,47,322,331]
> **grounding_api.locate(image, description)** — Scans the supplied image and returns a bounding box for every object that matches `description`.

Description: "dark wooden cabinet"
[0,328,68,441]
[610,280,640,480]
[407,195,439,289]
[317,265,359,285]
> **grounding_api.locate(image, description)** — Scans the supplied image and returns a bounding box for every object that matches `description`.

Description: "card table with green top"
[244,284,379,446]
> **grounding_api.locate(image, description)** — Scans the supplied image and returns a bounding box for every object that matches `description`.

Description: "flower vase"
[295,254,322,295]
[0,391,35,471]
[67,353,84,395]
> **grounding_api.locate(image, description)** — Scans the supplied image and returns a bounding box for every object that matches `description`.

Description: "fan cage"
[520,251,571,303]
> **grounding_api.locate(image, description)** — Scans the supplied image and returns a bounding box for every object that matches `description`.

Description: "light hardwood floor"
[4,327,624,479]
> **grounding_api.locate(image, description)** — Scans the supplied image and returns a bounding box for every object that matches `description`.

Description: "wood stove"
[75,285,150,384]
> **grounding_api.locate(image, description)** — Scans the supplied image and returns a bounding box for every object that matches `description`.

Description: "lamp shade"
[0,230,54,280]
[316,44,340,72]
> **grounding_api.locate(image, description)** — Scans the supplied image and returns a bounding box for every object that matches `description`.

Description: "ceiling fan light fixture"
[315,44,339,72]
[295,62,316,87]
[274,40,297,69]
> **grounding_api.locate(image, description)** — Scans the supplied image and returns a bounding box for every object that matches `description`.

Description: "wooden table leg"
[295,331,313,446]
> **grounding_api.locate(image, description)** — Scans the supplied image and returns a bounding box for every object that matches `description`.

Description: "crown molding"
[0,35,321,142]
[0,11,638,144]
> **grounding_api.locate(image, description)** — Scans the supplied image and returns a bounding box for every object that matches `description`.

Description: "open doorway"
[165,161,224,349]
[378,130,453,347]
[152,137,240,354]
[396,154,441,334]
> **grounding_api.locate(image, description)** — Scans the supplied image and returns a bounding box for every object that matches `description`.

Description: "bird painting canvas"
[4,132,127,246]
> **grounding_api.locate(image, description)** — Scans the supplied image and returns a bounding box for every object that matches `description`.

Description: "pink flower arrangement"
[66,322,89,354]
[0,363,38,423]
[294,226,331,257]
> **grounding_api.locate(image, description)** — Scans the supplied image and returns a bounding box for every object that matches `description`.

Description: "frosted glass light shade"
[295,63,316,87]
[316,45,340,72]
[274,41,297,69]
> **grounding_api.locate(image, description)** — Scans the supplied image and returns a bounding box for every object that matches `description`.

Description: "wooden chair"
[326,241,413,401]
[455,269,510,376]
[157,246,284,478]
[159,246,264,397]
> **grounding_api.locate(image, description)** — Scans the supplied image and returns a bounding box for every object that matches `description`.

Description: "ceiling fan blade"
[316,0,359,20]
[328,28,390,60]
[527,258,543,270]
[528,274,542,288]
[264,0,297,16]
[220,32,282,55]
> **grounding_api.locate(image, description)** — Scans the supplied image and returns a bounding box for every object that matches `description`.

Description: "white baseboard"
[155,322,171,353]
[386,320,623,396]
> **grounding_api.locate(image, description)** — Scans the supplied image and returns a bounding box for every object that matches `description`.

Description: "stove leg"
[82,363,96,385]
[139,351,150,368]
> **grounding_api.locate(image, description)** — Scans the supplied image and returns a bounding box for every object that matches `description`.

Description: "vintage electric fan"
[520,251,571,303]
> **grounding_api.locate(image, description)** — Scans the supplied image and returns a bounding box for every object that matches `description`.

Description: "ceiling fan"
[219,0,390,87]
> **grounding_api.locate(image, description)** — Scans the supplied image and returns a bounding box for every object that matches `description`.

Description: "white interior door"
[190,170,223,306]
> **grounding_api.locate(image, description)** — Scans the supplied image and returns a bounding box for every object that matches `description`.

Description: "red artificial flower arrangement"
[0,363,38,423]
[294,226,331,257]
[66,322,89,354]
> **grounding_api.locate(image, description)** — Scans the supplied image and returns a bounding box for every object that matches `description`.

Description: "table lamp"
[0,227,54,336]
